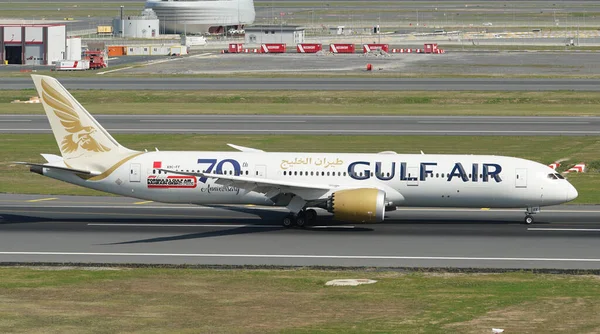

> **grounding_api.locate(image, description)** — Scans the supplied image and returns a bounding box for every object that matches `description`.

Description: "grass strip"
[1,134,598,203]
[4,90,600,116]
[0,267,599,333]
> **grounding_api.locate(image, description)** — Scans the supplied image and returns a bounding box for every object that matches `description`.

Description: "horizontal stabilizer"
[14,162,99,175]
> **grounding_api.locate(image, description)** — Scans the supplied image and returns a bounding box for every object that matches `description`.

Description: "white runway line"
[528,228,600,232]
[1,252,600,262]
[96,66,133,75]
[139,120,306,123]
[418,121,590,125]
[88,223,276,228]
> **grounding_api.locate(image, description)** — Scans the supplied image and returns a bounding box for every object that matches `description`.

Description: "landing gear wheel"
[305,209,317,224]
[295,211,306,228]
[524,214,534,225]
[282,215,294,228]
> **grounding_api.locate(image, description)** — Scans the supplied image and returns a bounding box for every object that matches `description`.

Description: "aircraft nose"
[566,183,578,202]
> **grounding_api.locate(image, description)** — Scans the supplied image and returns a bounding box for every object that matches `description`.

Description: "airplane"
[16,75,578,227]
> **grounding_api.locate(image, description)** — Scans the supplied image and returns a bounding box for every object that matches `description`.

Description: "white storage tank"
[65,37,82,60]
[113,8,160,38]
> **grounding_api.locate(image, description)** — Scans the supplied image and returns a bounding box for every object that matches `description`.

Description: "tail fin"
[31,75,133,161]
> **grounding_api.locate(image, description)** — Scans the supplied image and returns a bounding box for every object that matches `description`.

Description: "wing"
[227,144,265,152]
[41,79,85,133]
[159,169,335,200]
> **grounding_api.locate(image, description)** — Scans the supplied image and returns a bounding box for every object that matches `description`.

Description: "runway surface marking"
[133,201,154,205]
[87,223,276,228]
[96,66,133,75]
[0,209,260,219]
[1,252,600,262]
[418,121,590,125]
[26,197,58,203]
[139,120,306,123]
[528,228,600,232]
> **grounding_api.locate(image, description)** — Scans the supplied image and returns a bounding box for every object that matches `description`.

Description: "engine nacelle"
[327,188,386,223]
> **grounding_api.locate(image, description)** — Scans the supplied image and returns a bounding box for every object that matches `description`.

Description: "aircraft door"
[515,168,527,188]
[129,163,141,182]
[407,166,419,186]
[255,165,266,178]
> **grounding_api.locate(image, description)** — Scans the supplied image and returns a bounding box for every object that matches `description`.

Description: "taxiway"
[3,115,600,136]
[3,78,600,91]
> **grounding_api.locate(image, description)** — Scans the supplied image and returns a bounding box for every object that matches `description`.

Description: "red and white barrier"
[363,44,389,53]
[261,43,286,53]
[228,43,243,53]
[390,48,445,54]
[564,163,586,173]
[329,43,356,53]
[548,162,561,170]
[297,43,322,53]
[243,48,259,53]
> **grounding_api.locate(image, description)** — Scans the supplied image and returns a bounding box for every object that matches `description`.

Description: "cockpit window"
[547,173,558,180]
[555,173,565,179]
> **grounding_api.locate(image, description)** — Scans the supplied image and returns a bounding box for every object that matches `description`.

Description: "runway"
[3,115,600,136]
[1,194,599,270]
[3,78,600,91]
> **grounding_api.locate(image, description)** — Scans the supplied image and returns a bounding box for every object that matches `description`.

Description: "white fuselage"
[44,151,577,209]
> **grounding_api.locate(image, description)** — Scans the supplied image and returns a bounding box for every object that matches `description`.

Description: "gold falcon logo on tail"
[41,79,111,153]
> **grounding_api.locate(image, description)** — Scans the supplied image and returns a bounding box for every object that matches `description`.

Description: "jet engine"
[326,188,386,223]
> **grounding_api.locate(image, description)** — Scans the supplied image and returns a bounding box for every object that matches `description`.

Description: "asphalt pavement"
[1,194,599,269]
[3,114,600,136]
[3,78,600,91]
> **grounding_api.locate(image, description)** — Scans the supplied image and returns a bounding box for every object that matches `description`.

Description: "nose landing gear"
[523,206,540,224]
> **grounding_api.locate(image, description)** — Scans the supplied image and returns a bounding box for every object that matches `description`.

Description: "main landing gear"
[523,206,540,225]
[282,208,318,228]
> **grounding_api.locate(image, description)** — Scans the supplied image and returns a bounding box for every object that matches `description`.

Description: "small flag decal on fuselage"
[153,161,162,168]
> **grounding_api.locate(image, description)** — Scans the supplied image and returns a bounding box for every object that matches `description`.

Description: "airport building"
[145,0,255,34]
[113,8,160,38]
[0,24,66,65]
[244,25,305,45]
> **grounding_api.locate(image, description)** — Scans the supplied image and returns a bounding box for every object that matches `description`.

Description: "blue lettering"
[448,163,468,182]
[472,163,479,182]
[420,162,437,181]
[483,163,502,182]
[348,161,370,180]
[197,158,217,183]
[375,162,395,181]
[216,159,242,176]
